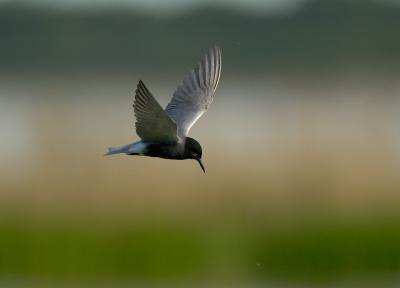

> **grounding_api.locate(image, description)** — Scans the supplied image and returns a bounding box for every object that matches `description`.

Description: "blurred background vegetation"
[1,0,400,286]
[1,0,400,75]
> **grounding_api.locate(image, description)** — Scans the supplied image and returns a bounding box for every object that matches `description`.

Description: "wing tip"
[137,80,145,90]
[211,45,221,51]
[209,45,221,57]
[207,45,221,89]
[135,80,143,94]
[136,79,151,99]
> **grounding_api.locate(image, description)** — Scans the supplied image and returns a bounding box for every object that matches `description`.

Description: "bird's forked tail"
[104,144,131,156]
[104,142,144,156]
[104,147,120,156]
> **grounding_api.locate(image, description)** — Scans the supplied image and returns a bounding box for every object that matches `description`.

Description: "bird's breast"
[144,142,185,160]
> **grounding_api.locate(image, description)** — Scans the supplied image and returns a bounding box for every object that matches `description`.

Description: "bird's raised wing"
[165,46,221,138]
[133,80,178,142]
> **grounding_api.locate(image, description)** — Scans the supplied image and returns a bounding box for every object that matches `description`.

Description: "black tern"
[105,46,222,173]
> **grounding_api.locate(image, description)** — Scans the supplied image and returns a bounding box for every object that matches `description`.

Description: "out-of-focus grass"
[251,222,400,281]
[0,222,207,281]
[0,218,400,283]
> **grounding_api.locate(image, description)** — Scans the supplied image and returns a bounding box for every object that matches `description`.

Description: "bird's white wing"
[133,80,178,142]
[165,46,221,138]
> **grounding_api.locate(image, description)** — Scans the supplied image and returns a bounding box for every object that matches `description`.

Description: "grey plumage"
[165,46,222,138]
[133,80,178,142]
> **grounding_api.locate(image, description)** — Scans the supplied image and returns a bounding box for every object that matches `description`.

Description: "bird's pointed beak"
[196,158,206,173]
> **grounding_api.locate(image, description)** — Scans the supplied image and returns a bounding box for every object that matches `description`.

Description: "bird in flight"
[105,46,222,173]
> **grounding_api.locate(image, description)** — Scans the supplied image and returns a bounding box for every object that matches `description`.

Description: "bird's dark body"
[135,142,184,159]
[128,137,202,161]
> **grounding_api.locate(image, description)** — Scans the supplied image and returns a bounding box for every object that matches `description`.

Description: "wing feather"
[133,80,178,142]
[165,46,222,138]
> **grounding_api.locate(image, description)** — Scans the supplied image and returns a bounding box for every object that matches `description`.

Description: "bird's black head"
[184,137,205,173]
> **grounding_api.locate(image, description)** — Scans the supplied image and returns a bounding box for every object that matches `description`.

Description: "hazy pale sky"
[1,0,309,13]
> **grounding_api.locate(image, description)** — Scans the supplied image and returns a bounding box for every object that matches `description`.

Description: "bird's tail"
[104,144,130,156]
[104,142,143,156]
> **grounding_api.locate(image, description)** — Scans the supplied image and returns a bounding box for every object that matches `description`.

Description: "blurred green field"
[1,216,400,285]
